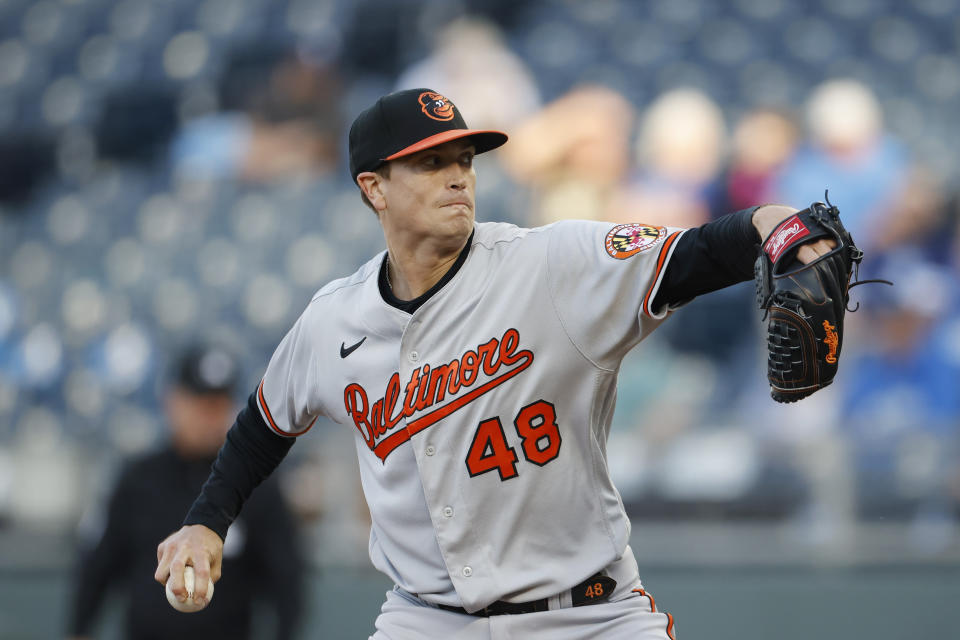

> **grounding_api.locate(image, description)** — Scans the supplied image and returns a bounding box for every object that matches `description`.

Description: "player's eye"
[459,153,474,168]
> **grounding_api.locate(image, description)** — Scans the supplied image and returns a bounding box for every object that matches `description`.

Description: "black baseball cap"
[171,343,240,395]
[348,88,508,181]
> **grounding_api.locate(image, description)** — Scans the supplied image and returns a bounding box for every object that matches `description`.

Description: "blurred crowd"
[1,0,959,578]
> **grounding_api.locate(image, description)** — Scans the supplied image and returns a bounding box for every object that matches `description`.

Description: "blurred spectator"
[842,257,959,519]
[619,90,743,398]
[67,343,304,640]
[949,195,960,263]
[0,133,55,205]
[95,88,178,163]
[170,48,342,183]
[870,166,954,266]
[339,0,427,78]
[614,88,727,228]
[844,257,958,435]
[500,85,635,224]
[711,107,801,215]
[773,79,909,248]
[396,16,541,133]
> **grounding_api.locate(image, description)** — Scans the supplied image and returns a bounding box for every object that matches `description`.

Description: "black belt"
[436,574,617,617]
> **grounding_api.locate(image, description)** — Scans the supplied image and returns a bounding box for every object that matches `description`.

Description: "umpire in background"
[67,343,305,640]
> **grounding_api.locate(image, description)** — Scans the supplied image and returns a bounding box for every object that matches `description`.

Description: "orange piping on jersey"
[642,231,681,317]
[258,380,316,437]
[633,588,657,611]
[633,588,675,639]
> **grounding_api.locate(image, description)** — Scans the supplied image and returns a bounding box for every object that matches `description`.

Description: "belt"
[435,573,617,617]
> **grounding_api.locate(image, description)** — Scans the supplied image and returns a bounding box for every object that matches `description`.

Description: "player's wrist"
[752,204,800,241]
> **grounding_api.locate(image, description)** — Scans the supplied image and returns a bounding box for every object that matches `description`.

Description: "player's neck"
[385,238,467,300]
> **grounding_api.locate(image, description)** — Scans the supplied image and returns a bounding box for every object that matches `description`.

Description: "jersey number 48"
[465,400,561,481]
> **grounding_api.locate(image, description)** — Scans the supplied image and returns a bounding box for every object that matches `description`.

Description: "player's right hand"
[154,524,223,607]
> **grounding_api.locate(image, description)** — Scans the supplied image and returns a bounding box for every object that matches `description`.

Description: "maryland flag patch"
[604,223,666,259]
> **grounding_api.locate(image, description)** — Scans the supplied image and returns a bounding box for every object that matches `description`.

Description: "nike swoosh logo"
[340,336,367,359]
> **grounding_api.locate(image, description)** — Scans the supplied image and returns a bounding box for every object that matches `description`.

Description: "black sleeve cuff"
[183,391,297,540]
[653,207,761,309]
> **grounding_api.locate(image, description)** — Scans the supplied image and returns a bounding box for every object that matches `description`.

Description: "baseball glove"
[754,195,884,403]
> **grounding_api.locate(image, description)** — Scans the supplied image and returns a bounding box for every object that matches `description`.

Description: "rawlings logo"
[418,91,456,121]
[765,216,810,263]
[344,328,533,462]
[823,320,839,364]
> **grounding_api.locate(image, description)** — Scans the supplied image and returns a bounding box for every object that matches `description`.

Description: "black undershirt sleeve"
[183,391,296,540]
[652,207,762,310]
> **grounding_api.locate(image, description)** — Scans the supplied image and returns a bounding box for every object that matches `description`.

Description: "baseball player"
[155,89,835,639]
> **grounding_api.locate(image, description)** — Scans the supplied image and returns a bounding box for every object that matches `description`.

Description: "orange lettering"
[460,350,479,387]
[444,360,462,396]
[383,373,403,428]
[344,328,536,461]
[403,369,421,416]
[344,383,373,448]
[371,398,385,438]
[428,362,457,403]
[499,328,522,365]
[414,364,433,411]
[477,337,499,376]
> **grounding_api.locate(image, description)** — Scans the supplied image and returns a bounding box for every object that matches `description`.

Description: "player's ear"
[357,171,387,212]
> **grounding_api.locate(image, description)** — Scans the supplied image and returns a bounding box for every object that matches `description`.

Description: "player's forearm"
[183,391,296,540]
[653,207,761,307]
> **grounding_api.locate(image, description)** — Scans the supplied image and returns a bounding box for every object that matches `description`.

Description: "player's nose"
[448,173,467,190]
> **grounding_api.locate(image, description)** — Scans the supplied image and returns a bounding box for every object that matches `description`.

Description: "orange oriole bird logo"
[822,320,839,364]
[419,91,456,121]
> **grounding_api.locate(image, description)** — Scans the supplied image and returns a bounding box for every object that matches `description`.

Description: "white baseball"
[165,566,214,613]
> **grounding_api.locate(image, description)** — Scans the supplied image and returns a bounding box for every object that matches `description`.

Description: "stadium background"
[0,0,958,637]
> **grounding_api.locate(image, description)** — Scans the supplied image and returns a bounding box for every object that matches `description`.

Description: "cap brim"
[384,129,508,162]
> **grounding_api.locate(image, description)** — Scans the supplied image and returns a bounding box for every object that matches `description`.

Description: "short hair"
[359,163,392,214]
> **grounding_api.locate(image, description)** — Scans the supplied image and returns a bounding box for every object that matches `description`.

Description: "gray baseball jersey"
[257,219,684,612]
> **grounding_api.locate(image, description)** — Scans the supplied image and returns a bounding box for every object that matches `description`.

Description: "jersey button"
[409,350,419,363]
[425,445,436,456]
[462,566,473,578]
[442,506,454,518]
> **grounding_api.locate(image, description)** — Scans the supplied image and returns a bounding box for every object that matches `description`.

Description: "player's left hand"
[752,204,837,262]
